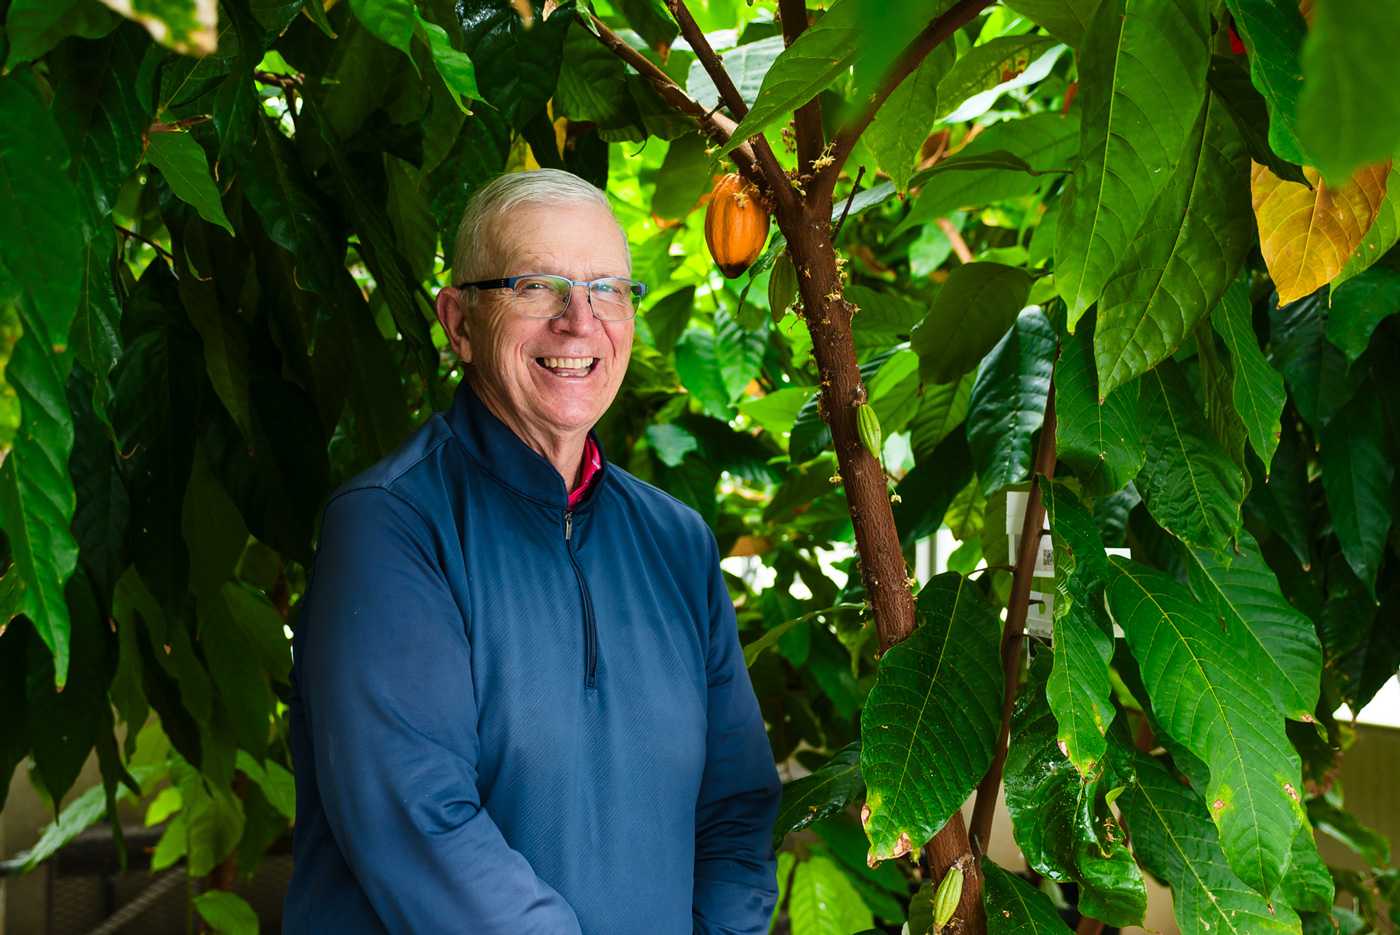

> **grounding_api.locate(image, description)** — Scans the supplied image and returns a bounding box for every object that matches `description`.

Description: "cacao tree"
[0,1,1398,934]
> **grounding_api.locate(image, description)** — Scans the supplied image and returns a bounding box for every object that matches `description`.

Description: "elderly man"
[282,169,782,934]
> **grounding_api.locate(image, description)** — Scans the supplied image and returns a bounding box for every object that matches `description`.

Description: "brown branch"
[968,377,1058,853]
[813,0,999,205]
[254,70,301,90]
[830,165,865,241]
[148,115,212,133]
[778,0,825,175]
[1076,916,1106,935]
[666,0,748,120]
[936,216,973,263]
[114,223,174,263]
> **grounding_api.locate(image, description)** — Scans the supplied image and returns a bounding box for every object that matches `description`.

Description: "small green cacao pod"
[857,402,882,460]
[932,866,964,930]
[768,252,798,324]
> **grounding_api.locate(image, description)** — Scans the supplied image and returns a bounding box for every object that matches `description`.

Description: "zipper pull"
[565,511,573,541]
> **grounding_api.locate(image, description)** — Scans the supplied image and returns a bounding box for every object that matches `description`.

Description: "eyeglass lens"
[513,275,639,320]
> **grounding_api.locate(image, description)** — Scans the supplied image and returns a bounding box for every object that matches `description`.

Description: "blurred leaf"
[1325,266,1400,363]
[966,306,1056,496]
[892,429,974,546]
[182,449,247,604]
[866,44,953,195]
[685,35,785,111]
[457,0,573,130]
[1267,288,1365,431]
[1318,390,1393,598]
[1055,316,1143,498]
[348,0,415,58]
[715,308,766,403]
[652,134,709,221]
[912,263,1031,385]
[4,0,121,69]
[936,35,1056,122]
[66,368,127,605]
[98,0,216,54]
[788,854,874,935]
[739,386,813,438]
[772,741,863,849]
[862,573,1002,861]
[645,286,695,357]
[944,478,986,542]
[910,373,974,462]
[1307,794,1391,868]
[1000,0,1100,48]
[195,888,259,935]
[981,855,1075,935]
[1207,56,1308,187]
[1212,279,1285,470]
[675,327,731,419]
[1054,0,1209,326]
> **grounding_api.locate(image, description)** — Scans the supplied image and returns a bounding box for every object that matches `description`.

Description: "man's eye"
[594,283,617,294]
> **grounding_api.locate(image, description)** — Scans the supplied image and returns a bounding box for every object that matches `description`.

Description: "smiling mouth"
[537,356,599,377]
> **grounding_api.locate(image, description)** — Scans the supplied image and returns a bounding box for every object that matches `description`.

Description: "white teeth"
[541,357,594,369]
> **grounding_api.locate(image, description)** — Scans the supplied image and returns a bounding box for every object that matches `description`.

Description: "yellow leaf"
[1251,160,1392,305]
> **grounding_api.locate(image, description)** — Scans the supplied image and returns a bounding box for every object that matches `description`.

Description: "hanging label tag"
[1026,590,1054,642]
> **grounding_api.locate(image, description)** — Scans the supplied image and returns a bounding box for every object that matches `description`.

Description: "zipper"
[564,509,598,689]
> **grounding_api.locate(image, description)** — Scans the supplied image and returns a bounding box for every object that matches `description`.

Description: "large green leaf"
[865,44,953,195]
[1054,316,1143,498]
[554,20,646,141]
[1267,288,1365,432]
[1000,0,1101,47]
[199,590,272,761]
[1107,557,1304,895]
[348,0,415,58]
[1136,359,1243,555]
[66,368,127,605]
[1095,89,1253,396]
[182,449,247,605]
[3,0,120,69]
[1223,0,1309,165]
[1041,481,1117,777]
[772,742,863,850]
[1115,745,1304,935]
[912,263,1032,385]
[1207,55,1308,187]
[1279,819,1335,914]
[1334,162,1400,290]
[1325,266,1400,364]
[414,14,482,112]
[685,36,785,111]
[1212,278,1285,470]
[861,573,1003,862]
[718,2,862,157]
[1179,528,1321,721]
[144,132,232,234]
[1319,390,1394,598]
[1296,0,1400,185]
[1005,654,1146,926]
[981,856,1075,935]
[966,306,1056,496]
[1054,0,1210,326]
[935,35,1056,122]
[457,0,572,130]
[910,373,974,462]
[651,134,709,222]
[788,854,874,935]
[194,891,259,935]
[714,308,766,403]
[70,221,122,398]
[1246,422,1310,566]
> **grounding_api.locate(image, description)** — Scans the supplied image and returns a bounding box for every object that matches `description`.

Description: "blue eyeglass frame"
[455,275,649,320]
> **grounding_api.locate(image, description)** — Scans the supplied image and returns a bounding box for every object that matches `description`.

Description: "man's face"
[437,201,634,448]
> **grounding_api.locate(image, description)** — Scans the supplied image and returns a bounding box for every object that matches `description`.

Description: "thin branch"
[778,0,824,176]
[148,115,212,133]
[968,377,1058,853]
[114,224,174,263]
[666,0,748,120]
[253,70,301,90]
[813,0,999,204]
[936,216,973,263]
[830,165,866,241]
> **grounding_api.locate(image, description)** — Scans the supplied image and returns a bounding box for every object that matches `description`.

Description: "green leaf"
[1135,359,1243,555]
[146,134,232,235]
[861,573,1003,861]
[912,263,1032,385]
[1000,0,1101,47]
[1054,0,1210,326]
[2,762,158,874]
[892,430,975,546]
[1207,55,1308,187]
[1268,289,1365,432]
[685,36,785,111]
[347,0,414,57]
[195,890,259,935]
[848,284,924,353]
[1179,528,1321,722]
[71,222,122,403]
[936,35,1056,122]
[718,3,861,158]
[911,373,974,462]
[457,0,573,130]
[865,44,953,195]
[740,386,815,439]
[867,348,921,435]
[1212,278,1285,470]
[1296,0,1400,184]
[66,368,127,608]
[1054,315,1144,498]
[1306,794,1391,868]
[651,134,709,221]
[1041,481,1117,777]
[1223,0,1309,165]
[222,582,291,684]
[715,308,766,403]
[966,306,1056,496]
[772,742,863,849]
[1319,390,1394,598]
[981,855,1075,935]
[182,449,247,605]
[787,854,874,935]
[200,593,272,761]
[1005,654,1146,926]
[4,0,120,69]
[1334,162,1400,290]
[413,14,481,113]
[1325,266,1400,363]
[1115,744,1304,935]
[1095,89,1253,396]
[97,0,217,54]
[554,19,646,140]
[675,328,731,420]
[1279,819,1334,914]
[1107,557,1304,895]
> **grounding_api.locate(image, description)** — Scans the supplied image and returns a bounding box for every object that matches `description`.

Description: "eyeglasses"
[457,274,648,321]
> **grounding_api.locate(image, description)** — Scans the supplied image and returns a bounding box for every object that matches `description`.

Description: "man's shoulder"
[327,413,460,510]
[602,464,713,541]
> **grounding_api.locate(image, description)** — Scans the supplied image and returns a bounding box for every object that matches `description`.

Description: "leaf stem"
[114,224,174,263]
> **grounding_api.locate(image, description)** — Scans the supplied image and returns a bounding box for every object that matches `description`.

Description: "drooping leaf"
[772,742,863,850]
[1207,55,1308,187]
[182,449,248,605]
[1115,743,1304,935]
[414,14,481,112]
[1268,288,1366,431]
[861,573,1003,862]
[348,0,415,58]
[1278,818,1335,914]
[966,306,1056,496]
[66,367,127,605]
[1318,390,1393,598]
[1054,0,1210,326]
[1195,321,1249,483]
[3,0,121,70]
[1041,481,1117,777]
[1054,315,1144,498]
[787,854,874,935]
[457,0,575,130]
[1107,557,1305,895]
[935,35,1057,122]
[981,856,1076,935]
[1223,0,1309,166]
[1325,266,1400,363]
[1095,89,1253,396]
[1135,359,1244,556]
[199,591,272,762]
[999,0,1101,47]
[714,308,766,403]
[1005,653,1146,926]
[1296,0,1400,186]
[1212,278,1285,470]
[1307,792,1391,869]
[554,20,646,141]
[912,263,1032,385]
[144,132,233,234]
[194,890,259,935]
[1251,160,1391,306]
[865,44,953,195]
[910,373,974,462]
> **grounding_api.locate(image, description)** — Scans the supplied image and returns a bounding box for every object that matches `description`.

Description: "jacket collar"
[445,379,608,511]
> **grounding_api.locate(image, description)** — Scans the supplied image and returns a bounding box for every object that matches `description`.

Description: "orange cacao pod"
[704,174,769,279]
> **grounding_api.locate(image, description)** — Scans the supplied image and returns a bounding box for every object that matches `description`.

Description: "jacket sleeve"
[692,537,783,935]
[298,487,582,935]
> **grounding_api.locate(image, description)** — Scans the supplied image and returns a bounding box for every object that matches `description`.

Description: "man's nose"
[553,283,600,331]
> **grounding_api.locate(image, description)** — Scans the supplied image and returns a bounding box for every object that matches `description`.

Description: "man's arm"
[692,538,783,935]
[299,487,581,935]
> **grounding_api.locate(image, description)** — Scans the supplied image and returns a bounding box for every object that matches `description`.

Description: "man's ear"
[434,287,472,364]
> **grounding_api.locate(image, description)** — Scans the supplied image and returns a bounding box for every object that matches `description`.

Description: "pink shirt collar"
[568,436,603,509]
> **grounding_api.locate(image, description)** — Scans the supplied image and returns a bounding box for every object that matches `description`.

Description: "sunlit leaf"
[97,0,216,54]
[1054,314,1144,498]
[866,44,953,195]
[1223,0,1309,165]
[1211,278,1284,470]
[935,35,1056,122]
[788,854,874,935]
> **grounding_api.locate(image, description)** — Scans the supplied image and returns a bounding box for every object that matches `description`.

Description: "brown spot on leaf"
[861,804,871,826]
[891,832,913,859]
[1213,798,1225,813]
[1285,782,1300,803]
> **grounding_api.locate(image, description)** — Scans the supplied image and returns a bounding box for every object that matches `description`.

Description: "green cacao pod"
[932,865,964,930]
[857,402,882,460]
[768,252,798,323]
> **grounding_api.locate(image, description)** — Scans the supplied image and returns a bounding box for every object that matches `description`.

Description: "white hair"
[449,169,630,303]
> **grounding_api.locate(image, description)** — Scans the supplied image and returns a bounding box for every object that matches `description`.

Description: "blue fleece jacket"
[282,380,781,934]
